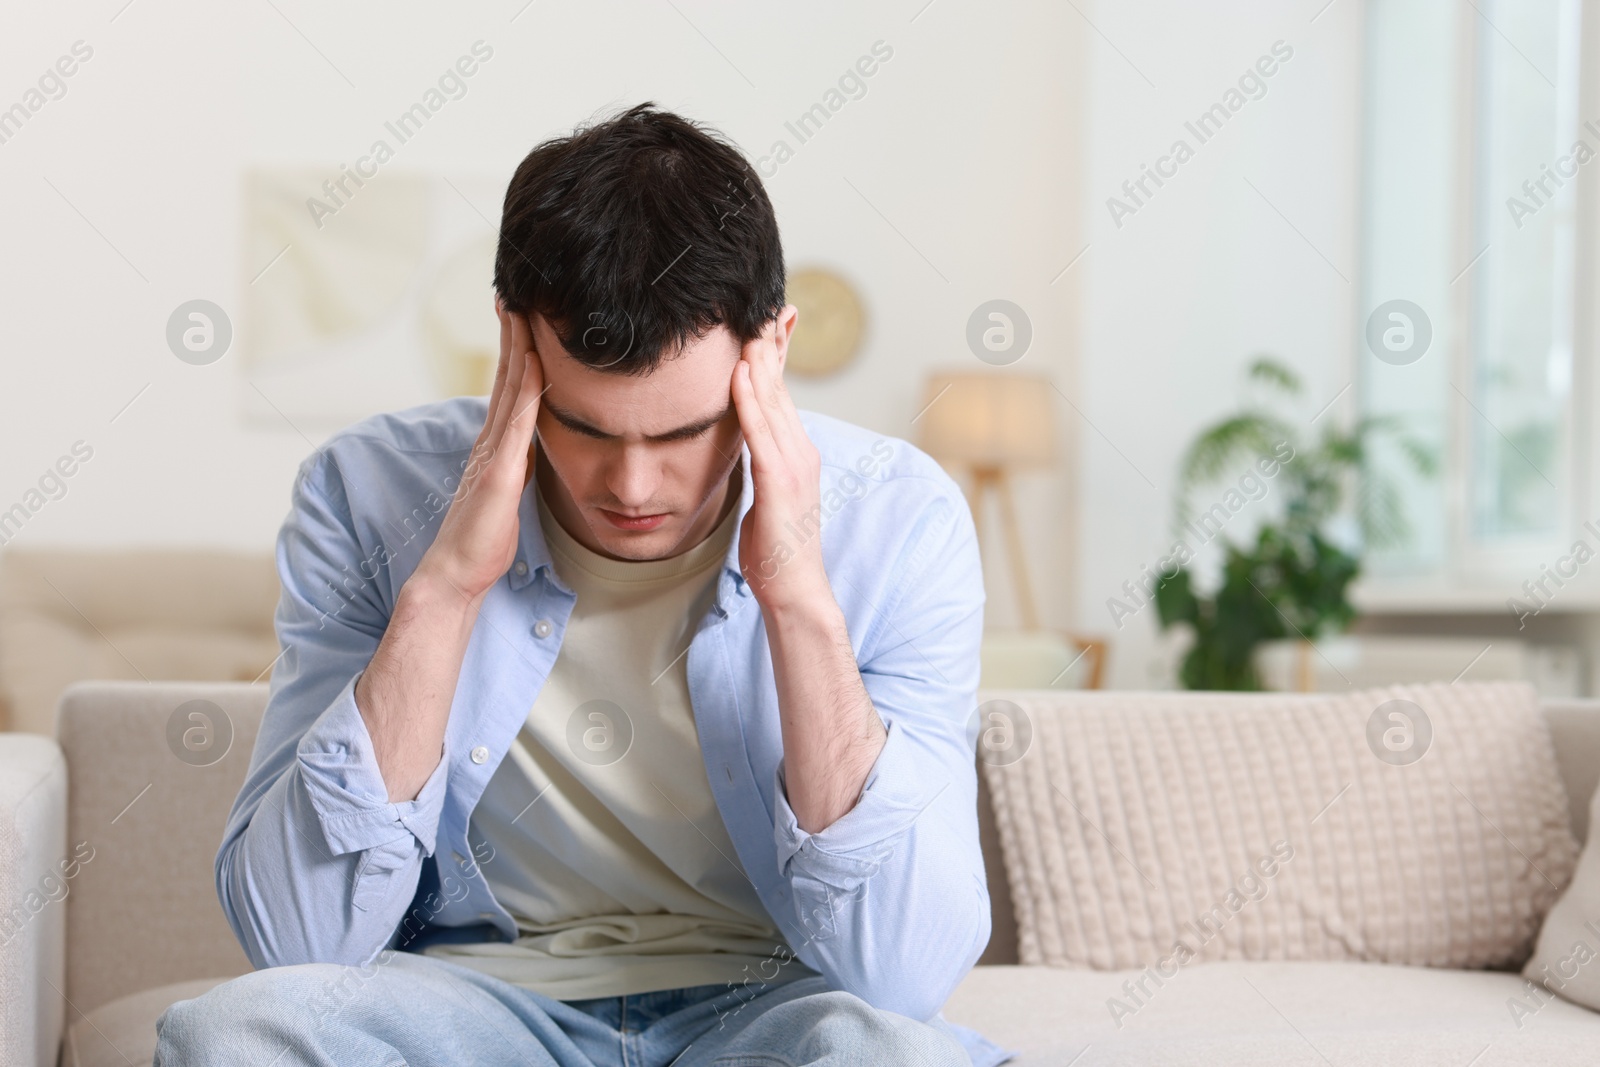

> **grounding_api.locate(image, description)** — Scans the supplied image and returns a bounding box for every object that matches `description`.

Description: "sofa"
[3,680,1598,1066]
[0,548,281,735]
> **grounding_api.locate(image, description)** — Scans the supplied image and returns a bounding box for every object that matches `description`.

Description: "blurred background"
[2,0,1596,733]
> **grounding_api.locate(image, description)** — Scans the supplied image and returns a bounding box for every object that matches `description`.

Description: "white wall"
[0,0,1365,689]
[0,1,1081,625]
[1072,0,1366,686]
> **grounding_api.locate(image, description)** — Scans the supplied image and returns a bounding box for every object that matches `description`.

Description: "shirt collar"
[507,439,755,614]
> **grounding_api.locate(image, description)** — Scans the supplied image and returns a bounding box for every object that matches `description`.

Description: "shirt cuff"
[295,669,451,858]
[771,717,937,890]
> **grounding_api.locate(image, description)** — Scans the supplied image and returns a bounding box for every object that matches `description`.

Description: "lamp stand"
[969,465,1039,630]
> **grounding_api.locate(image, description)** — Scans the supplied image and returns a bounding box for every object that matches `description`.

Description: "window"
[1358,0,1587,590]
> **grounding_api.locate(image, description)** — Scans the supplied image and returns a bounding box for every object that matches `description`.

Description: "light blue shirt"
[216,396,1009,1066]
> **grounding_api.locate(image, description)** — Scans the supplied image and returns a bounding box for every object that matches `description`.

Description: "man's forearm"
[765,595,886,834]
[354,567,484,802]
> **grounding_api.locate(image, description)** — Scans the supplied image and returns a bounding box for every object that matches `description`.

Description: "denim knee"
[734,989,968,1067]
[153,963,363,1066]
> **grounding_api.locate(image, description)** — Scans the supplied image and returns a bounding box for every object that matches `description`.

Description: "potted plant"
[1152,357,1435,690]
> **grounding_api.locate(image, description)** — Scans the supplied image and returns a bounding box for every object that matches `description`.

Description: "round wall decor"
[784,267,865,377]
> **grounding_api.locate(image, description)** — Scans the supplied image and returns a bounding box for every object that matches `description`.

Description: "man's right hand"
[353,297,545,802]
[417,298,547,604]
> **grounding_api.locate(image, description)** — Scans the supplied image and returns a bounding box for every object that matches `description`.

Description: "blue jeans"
[151,950,971,1066]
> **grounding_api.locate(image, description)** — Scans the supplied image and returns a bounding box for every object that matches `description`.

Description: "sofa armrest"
[0,733,67,1067]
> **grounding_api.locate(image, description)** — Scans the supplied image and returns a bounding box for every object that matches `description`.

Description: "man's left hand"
[731,313,828,615]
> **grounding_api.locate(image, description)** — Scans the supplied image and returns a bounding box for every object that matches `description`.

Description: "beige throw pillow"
[979,681,1578,971]
[1521,773,1600,1016]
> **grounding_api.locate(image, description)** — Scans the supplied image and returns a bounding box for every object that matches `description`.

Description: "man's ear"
[772,303,799,374]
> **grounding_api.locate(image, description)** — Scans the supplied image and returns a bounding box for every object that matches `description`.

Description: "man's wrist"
[405,559,489,622]
[758,582,844,636]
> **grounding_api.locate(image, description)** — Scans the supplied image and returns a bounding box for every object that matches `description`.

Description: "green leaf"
[1246,356,1302,395]
[1164,354,1421,689]
[1154,568,1198,628]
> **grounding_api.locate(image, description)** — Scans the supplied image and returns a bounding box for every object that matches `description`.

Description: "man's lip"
[598,508,671,529]
[600,508,668,519]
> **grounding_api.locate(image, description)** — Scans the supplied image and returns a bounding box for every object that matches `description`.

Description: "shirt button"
[533,619,553,638]
[470,746,489,764]
[452,851,466,865]
[514,560,528,576]
[478,911,497,920]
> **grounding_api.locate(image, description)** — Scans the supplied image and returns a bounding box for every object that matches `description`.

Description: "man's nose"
[605,444,662,508]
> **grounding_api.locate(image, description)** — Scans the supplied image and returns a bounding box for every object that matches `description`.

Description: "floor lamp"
[915,371,1056,630]
[916,371,1106,688]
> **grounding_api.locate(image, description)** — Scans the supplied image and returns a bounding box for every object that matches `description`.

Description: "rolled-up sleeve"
[296,669,449,859]
[771,718,930,901]
[767,488,992,1022]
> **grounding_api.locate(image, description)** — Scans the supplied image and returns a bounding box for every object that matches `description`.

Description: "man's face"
[529,311,749,561]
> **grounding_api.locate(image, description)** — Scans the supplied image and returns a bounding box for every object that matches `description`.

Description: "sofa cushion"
[0,547,280,734]
[1523,759,1600,1011]
[942,960,1600,1065]
[57,682,263,1016]
[55,963,1600,1067]
[980,681,1579,971]
[62,978,229,1067]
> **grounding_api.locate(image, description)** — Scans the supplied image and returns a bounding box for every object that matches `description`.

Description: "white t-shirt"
[422,476,813,998]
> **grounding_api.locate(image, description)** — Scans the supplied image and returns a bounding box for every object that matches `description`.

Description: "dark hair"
[493,102,785,376]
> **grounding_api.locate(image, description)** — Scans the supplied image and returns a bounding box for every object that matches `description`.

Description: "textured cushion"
[61,978,228,1067]
[980,681,1579,971]
[1523,766,1600,1011]
[943,961,1600,1065]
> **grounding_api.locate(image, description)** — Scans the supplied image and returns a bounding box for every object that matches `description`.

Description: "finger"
[471,301,532,495]
[741,331,795,459]
[761,328,808,448]
[486,294,511,405]
[731,357,782,478]
[480,312,544,493]
[504,311,545,444]
[476,296,511,449]
[463,300,515,492]
[485,300,527,452]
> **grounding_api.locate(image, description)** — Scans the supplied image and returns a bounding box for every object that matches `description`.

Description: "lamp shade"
[916,371,1056,468]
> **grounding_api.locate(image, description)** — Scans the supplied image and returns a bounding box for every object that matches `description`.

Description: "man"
[155,102,1007,1067]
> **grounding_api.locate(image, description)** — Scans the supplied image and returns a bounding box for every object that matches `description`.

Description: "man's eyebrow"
[543,398,734,441]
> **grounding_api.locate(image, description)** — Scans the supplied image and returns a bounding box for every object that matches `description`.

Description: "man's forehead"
[529,318,738,438]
